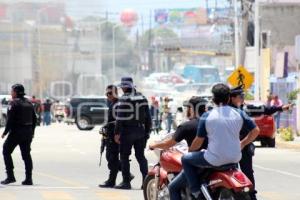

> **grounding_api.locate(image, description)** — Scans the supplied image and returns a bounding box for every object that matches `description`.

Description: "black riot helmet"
[12,84,26,97]
[183,96,208,117]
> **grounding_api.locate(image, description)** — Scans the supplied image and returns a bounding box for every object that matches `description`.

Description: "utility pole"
[148,10,153,71]
[234,0,240,68]
[239,0,251,67]
[254,0,261,101]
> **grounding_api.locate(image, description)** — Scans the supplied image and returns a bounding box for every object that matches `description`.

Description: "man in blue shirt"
[182,83,260,198]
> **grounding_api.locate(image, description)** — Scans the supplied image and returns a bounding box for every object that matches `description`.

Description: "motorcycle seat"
[212,163,238,171]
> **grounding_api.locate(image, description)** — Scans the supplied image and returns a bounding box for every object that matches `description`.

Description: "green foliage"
[140,27,179,51]
[287,89,300,101]
[278,127,295,141]
[244,91,254,100]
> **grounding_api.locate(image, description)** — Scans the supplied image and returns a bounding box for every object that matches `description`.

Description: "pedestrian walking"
[163,97,173,133]
[1,84,37,185]
[265,94,273,107]
[42,99,52,126]
[150,97,160,134]
[271,95,283,129]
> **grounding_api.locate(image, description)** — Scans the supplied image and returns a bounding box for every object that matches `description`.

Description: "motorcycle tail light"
[233,172,247,184]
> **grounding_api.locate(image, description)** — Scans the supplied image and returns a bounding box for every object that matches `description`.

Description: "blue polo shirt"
[197,106,256,166]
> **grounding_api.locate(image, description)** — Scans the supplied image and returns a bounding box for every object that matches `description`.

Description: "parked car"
[0,95,10,127]
[65,96,108,131]
[245,101,276,147]
[0,105,7,127]
[254,115,276,147]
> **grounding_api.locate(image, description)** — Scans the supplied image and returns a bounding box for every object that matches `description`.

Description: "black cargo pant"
[240,143,257,200]
[3,132,33,177]
[105,138,120,181]
[119,127,148,183]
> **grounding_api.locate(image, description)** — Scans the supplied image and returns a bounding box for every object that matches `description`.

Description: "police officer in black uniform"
[1,84,37,185]
[99,85,120,188]
[114,77,152,189]
[229,85,292,200]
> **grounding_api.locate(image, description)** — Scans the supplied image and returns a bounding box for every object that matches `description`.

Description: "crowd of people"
[0,80,293,200]
[30,97,65,126]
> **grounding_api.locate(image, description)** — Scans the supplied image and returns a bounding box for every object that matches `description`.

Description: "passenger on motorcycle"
[149,96,208,200]
[182,83,260,199]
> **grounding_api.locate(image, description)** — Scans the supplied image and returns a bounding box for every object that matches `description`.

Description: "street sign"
[227,66,254,90]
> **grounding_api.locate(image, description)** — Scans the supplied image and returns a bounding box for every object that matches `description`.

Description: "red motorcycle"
[143,149,253,200]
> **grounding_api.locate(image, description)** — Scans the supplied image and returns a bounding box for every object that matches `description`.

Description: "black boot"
[22,173,33,185]
[1,172,16,185]
[99,172,117,188]
[99,179,115,188]
[114,181,131,190]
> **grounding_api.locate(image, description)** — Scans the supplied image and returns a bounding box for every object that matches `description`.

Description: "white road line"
[254,164,300,179]
[1,186,90,190]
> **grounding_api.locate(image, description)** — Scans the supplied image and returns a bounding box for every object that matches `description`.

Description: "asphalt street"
[0,123,299,200]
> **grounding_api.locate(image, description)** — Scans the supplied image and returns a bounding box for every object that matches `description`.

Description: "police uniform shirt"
[115,91,151,135]
[3,98,37,136]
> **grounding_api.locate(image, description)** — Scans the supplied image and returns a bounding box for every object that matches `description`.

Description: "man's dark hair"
[211,83,230,105]
[106,85,117,91]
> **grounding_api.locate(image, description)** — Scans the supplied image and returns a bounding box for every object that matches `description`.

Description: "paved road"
[0,124,299,200]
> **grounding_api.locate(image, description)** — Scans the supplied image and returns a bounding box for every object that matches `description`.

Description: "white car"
[0,95,11,127]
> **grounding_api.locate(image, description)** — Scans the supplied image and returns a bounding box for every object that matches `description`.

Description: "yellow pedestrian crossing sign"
[227,66,254,90]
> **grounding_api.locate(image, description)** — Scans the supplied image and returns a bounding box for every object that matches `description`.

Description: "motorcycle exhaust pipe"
[201,184,213,200]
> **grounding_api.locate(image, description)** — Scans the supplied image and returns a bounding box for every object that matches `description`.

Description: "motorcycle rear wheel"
[234,192,251,200]
[217,188,235,200]
[216,189,251,200]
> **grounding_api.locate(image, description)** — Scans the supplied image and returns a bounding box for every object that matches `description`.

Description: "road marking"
[0,192,16,200]
[2,186,90,190]
[96,191,130,200]
[254,164,300,179]
[16,169,86,188]
[41,191,74,200]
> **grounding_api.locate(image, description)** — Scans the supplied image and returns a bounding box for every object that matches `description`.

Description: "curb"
[276,135,300,150]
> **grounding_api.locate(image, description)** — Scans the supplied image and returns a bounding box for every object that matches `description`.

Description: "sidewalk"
[276,135,300,150]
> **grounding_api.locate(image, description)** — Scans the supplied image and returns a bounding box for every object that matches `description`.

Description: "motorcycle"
[54,105,65,123]
[143,148,253,200]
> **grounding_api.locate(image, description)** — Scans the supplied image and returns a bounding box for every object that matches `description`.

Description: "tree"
[100,22,140,77]
[140,27,179,51]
